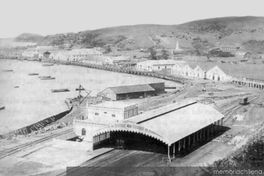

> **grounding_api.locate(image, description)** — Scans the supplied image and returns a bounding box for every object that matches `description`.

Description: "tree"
[160,49,169,60]
[148,47,157,60]
[191,37,213,56]
[104,45,112,54]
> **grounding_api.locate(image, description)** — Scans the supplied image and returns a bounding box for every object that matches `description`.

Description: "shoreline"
[0,57,187,85]
[0,57,183,137]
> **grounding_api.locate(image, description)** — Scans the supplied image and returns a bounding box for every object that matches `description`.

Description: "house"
[136,60,186,74]
[235,50,248,58]
[67,48,102,62]
[22,49,42,60]
[97,83,165,101]
[206,66,232,82]
[104,55,131,65]
[172,63,194,78]
[51,51,69,61]
[49,48,103,62]
[193,66,206,79]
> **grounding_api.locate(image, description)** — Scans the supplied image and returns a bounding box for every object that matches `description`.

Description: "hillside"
[15,33,44,43]
[17,16,264,53]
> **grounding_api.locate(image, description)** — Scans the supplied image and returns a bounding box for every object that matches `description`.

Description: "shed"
[98,84,157,101]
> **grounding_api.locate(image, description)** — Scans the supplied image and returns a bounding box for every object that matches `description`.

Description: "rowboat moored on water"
[28,73,39,76]
[51,89,70,93]
[39,76,55,80]
[42,63,54,67]
[0,106,5,110]
[2,69,13,72]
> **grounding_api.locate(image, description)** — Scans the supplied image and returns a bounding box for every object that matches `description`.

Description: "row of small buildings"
[21,46,233,82]
[21,46,132,66]
[136,59,233,82]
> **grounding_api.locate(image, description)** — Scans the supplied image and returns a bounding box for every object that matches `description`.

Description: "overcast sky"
[0,0,263,38]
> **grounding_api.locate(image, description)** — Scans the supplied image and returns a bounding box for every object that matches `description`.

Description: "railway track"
[0,128,73,160]
[57,149,162,176]
[57,150,134,176]
[222,95,259,123]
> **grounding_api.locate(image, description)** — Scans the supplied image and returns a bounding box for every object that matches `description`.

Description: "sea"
[0,59,177,134]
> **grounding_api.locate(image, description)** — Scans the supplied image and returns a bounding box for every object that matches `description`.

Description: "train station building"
[73,99,224,161]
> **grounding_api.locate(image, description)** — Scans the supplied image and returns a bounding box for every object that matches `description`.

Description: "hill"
[17,16,264,53]
[15,33,44,43]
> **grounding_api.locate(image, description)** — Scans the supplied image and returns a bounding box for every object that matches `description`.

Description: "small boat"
[28,73,39,76]
[0,106,5,110]
[39,76,55,80]
[42,63,54,67]
[14,86,19,88]
[51,89,70,93]
[2,69,13,72]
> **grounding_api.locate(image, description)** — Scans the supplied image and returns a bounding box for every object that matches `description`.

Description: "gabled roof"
[207,65,227,75]
[193,65,205,72]
[106,84,155,94]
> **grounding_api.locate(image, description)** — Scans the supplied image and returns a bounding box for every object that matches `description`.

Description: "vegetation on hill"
[202,136,264,175]
[15,33,44,43]
[242,40,264,53]
[14,16,264,54]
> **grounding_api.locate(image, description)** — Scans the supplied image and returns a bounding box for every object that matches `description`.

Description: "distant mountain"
[15,33,44,43]
[17,16,264,53]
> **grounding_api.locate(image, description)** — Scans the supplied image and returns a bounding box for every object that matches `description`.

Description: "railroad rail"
[0,128,73,160]
[56,149,162,176]
[222,95,259,123]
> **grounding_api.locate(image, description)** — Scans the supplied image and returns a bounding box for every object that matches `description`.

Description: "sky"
[0,0,263,38]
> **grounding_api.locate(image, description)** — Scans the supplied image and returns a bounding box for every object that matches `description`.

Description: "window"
[95,112,99,115]
[112,114,116,117]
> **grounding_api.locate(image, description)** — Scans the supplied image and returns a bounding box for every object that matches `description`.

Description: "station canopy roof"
[126,101,224,145]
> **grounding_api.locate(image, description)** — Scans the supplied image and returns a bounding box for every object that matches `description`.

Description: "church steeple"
[174,40,182,51]
[175,41,179,50]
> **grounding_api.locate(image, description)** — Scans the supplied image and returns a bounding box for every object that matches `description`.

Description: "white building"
[136,60,186,73]
[104,55,130,65]
[87,101,139,123]
[235,51,248,58]
[21,46,58,60]
[22,49,43,59]
[206,66,232,82]
[172,63,194,78]
[193,66,206,79]
[67,48,102,62]
[51,51,69,61]
[50,48,103,62]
